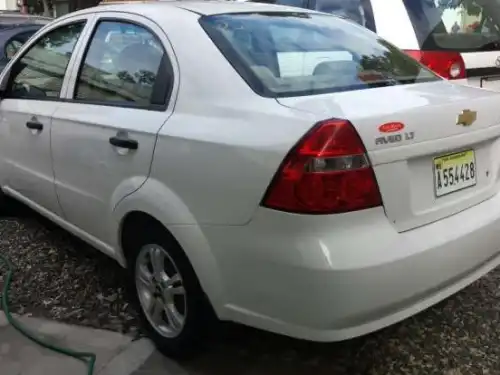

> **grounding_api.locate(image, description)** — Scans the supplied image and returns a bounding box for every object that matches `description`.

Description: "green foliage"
[437,0,482,16]
[359,39,422,77]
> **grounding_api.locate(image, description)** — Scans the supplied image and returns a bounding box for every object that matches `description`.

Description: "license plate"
[433,150,476,197]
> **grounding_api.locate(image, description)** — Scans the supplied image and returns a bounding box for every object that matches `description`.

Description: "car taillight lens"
[261,119,382,214]
[404,50,466,80]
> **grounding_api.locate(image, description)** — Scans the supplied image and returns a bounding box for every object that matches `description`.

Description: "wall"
[53,0,69,17]
[53,0,98,16]
[0,0,18,10]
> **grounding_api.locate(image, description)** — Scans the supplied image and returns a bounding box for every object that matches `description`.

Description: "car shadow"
[0,198,486,375]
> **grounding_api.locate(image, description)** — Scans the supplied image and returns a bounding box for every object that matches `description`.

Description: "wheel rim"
[135,244,187,338]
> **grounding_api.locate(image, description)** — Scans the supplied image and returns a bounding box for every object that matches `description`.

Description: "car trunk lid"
[277,81,500,232]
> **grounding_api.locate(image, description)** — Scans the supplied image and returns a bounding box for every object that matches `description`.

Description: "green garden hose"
[0,253,96,375]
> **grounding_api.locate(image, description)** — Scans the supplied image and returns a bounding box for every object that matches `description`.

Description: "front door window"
[6,22,85,99]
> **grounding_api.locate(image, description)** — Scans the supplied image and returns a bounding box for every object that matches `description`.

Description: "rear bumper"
[458,76,500,91]
[200,192,500,342]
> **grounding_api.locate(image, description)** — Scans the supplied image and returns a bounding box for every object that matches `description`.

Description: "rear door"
[50,13,176,246]
[400,0,500,90]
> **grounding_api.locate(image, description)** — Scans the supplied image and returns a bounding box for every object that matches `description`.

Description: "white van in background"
[249,0,500,90]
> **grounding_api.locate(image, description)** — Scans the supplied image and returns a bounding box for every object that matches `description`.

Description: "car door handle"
[109,136,138,150]
[26,121,43,131]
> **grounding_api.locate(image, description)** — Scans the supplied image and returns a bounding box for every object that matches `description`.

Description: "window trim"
[3,20,88,101]
[69,17,174,112]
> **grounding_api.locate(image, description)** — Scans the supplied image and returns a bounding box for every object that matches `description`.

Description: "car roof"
[0,13,52,28]
[94,0,317,16]
[0,24,41,54]
[0,12,52,20]
[0,24,41,35]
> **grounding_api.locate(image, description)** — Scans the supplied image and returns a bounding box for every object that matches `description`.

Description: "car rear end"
[194,8,500,341]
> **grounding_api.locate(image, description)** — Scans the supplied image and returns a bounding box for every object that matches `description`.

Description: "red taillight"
[404,50,466,80]
[262,119,382,214]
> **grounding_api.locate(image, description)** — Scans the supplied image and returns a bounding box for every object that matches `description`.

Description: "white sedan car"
[1,0,500,358]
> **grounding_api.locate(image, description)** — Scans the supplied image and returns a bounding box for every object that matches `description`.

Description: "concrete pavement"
[131,351,189,375]
[0,312,155,375]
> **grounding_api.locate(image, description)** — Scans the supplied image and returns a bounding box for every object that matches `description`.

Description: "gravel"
[3,203,500,374]
[0,203,140,336]
[184,270,500,375]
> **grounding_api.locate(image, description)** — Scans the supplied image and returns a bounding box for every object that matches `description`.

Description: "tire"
[0,189,7,207]
[126,226,214,359]
[0,189,11,213]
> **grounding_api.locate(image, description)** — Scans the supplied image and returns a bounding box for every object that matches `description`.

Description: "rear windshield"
[403,0,500,52]
[200,12,439,98]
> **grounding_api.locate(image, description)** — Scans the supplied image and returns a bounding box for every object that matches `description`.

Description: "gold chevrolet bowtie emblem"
[456,109,477,127]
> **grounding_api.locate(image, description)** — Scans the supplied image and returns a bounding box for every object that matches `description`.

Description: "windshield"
[200,12,439,98]
[403,0,500,52]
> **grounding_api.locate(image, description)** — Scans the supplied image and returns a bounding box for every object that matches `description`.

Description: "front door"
[0,21,87,215]
[50,15,176,246]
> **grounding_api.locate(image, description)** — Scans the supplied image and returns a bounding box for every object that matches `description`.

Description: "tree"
[41,0,51,16]
[358,38,427,81]
[24,0,52,16]
[437,0,482,16]
[24,0,99,15]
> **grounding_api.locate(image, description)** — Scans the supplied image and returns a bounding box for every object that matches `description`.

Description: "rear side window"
[200,12,438,98]
[6,22,85,99]
[74,21,170,108]
[403,0,500,52]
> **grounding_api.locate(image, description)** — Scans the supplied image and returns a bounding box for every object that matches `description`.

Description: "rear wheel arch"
[120,211,165,264]
[117,209,226,315]
[119,210,218,357]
